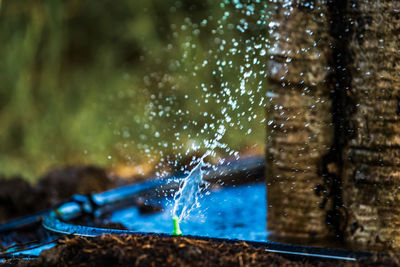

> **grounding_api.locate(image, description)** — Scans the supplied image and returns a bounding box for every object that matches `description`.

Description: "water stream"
[172,158,210,222]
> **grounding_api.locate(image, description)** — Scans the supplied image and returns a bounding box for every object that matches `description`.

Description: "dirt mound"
[8,234,393,267]
[0,166,125,223]
[0,176,48,223]
[35,235,302,266]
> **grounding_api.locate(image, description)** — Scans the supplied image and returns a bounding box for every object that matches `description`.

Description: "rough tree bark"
[266,0,400,252]
[266,1,335,242]
[343,0,400,252]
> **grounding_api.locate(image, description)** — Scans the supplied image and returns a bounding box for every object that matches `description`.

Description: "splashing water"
[172,157,210,222]
[117,1,271,179]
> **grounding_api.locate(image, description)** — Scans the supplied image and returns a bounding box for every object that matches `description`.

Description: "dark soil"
[0,166,126,223]
[25,234,320,266]
[1,234,395,267]
[0,176,48,223]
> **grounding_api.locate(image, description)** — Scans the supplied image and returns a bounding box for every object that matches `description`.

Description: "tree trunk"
[266,0,400,252]
[266,1,335,242]
[343,0,400,252]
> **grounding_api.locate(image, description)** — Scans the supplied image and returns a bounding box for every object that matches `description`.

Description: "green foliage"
[0,0,267,180]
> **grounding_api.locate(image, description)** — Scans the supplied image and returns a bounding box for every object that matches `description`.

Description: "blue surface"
[111,183,269,241]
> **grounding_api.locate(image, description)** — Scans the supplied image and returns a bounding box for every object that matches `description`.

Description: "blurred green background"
[0,0,268,180]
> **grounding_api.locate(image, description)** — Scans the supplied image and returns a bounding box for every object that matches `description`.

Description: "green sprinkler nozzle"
[172,216,182,236]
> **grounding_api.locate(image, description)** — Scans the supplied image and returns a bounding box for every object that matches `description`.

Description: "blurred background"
[0,0,268,181]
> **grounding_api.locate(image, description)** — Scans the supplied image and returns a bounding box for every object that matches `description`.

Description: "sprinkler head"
[172,216,182,236]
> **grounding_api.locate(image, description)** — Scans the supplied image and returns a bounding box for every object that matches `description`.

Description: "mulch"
[2,234,397,267]
[24,234,320,267]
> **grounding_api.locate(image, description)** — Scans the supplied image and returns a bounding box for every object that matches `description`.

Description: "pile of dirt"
[2,234,400,267]
[0,176,48,223]
[0,234,391,267]
[0,166,126,223]
[34,235,306,266]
